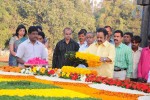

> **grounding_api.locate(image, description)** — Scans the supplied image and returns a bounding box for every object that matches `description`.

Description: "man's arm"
[138,49,144,78]
[100,45,115,63]
[16,43,25,65]
[17,57,25,64]
[52,43,59,68]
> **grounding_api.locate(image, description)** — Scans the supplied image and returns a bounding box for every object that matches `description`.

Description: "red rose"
[71,75,78,80]
[48,70,55,75]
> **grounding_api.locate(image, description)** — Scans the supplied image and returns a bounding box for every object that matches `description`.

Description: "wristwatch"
[103,57,107,62]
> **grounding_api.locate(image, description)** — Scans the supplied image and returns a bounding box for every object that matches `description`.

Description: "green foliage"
[0,96,99,100]
[0,81,61,89]
[65,51,88,67]
[95,0,141,35]
[0,0,95,49]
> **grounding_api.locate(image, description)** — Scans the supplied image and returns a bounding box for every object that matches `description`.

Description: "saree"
[9,37,27,66]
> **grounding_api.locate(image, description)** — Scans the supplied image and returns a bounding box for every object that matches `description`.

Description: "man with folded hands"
[113,30,133,80]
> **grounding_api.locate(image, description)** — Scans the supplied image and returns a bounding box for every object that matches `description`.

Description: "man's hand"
[17,57,25,64]
[100,57,112,62]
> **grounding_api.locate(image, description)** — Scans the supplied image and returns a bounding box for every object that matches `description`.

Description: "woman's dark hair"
[96,28,108,37]
[38,32,45,39]
[15,24,27,37]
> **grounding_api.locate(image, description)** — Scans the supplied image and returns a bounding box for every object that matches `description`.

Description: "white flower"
[21,69,25,74]
[37,67,40,71]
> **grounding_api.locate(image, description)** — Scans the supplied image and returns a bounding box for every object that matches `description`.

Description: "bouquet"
[24,57,48,67]
[65,51,101,67]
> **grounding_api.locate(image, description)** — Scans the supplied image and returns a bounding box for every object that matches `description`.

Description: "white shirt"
[78,41,88,51]
[16,39,47,66]
[132,47,142,78]
[127,43,132,48]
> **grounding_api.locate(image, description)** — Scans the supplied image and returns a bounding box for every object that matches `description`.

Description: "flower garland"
[0,66,21,73]
[0,89,90,98]
[85,74,150,93]
[0,74,140,100]
[75,52,101,67]
[60,66,97,80]
[65,51,101,67]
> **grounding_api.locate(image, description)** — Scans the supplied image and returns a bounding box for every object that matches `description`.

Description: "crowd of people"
[8,24,150,83]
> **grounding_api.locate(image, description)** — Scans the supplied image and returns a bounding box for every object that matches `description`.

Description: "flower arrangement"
[21,68,33,74]
[59,66,97,80]
[24,57,48,66]
[85,74,150,93]
[0,66,21,73]
[65,51,101,67]
[31,66,57,76]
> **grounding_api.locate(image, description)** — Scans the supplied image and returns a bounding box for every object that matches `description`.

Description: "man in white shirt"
[131,35,142,81]
[78,29,87,51]
[16,26,47,67]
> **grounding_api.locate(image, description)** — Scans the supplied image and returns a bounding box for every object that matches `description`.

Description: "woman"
[37,32,48,61]
[9,24,27,66]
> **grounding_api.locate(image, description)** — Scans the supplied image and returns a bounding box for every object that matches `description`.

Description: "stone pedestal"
[137,0,150,47]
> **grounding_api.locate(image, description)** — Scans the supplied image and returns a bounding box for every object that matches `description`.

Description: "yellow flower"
[61,66,96,76]
[61,72,66,77]
[40,67,46,74]
[75,52,101,67]
[0,89,90,98]
[66,72,70,77]
[32,67,37,73]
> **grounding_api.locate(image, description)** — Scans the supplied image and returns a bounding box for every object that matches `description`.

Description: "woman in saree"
[9,24,27,66]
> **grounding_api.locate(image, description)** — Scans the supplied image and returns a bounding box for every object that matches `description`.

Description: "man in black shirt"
[52,27,79,68]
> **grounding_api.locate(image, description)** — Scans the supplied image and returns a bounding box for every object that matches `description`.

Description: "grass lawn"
[0,81,61,89]
[0,96,98,100]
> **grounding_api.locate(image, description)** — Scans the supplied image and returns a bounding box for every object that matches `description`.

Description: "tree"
[96,0,141,35]
[0,0,96,49]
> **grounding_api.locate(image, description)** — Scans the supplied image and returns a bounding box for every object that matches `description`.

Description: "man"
[131,36,142,81]
[123,32,133,47]
[77,32,95,68]
[104,26,114,44]
[78,29,87,51]
[85,28,115,78]
[138,35,150,82]
[86,32,95,47]
[113,30,133,80]
[52,27,79,68]
[16,26,47,67]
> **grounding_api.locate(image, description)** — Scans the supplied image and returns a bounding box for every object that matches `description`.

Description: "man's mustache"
[98,40,102,42]
[114,39,118,41]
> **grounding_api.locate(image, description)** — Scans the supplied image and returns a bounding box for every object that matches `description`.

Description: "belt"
[114,66,127,71]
